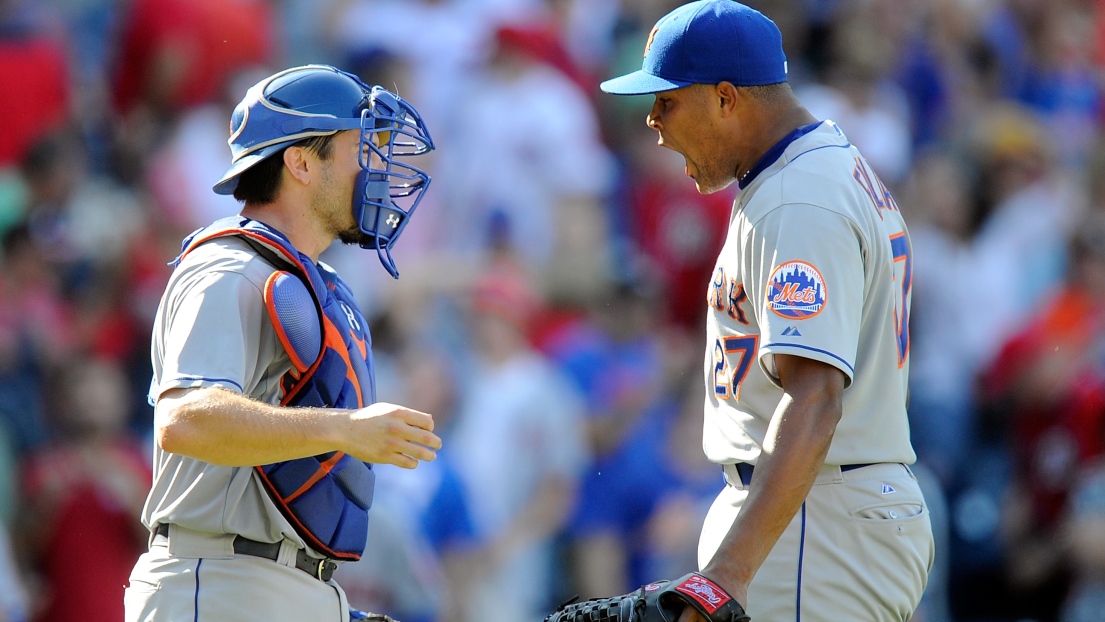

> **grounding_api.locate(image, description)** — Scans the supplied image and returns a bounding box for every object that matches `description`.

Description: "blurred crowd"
[1,0,1104,621]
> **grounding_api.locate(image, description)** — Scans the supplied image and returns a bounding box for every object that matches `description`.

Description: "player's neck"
[240,200,331,262]
[734,104,818,184]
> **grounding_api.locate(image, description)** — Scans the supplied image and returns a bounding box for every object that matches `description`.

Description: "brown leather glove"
[545,573,750,622]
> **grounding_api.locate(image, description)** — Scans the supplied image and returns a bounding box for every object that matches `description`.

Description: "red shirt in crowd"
[0,36,68,166]
[983,287,1105,526]
[112,0,273,114]
[20,440,151,622]
[629,177,734,330]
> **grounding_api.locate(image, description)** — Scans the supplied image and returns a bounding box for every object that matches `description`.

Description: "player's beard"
[313,163,374,246]
[337,223,373,247]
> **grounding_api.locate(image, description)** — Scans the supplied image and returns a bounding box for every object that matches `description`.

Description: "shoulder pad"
[264,270,323,373]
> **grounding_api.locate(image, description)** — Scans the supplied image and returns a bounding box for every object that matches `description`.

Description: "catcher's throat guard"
[214,65,434,278]
[546,573,750,622]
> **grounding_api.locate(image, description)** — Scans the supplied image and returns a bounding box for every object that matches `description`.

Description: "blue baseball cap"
[601,0,787,96]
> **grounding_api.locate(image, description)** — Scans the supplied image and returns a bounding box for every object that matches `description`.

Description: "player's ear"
[283,146,312,186]
[715,81,739,117]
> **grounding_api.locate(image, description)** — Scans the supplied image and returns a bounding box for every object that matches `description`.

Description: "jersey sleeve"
[154,269,266,400]
[745,202,864,388]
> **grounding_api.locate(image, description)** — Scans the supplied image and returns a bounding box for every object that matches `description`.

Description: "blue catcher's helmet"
[213,64,435,278]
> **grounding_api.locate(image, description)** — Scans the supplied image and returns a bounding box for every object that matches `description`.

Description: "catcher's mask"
[213,64,434,278]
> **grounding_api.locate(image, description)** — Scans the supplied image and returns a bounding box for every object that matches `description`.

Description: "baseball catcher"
[545,573,750,622]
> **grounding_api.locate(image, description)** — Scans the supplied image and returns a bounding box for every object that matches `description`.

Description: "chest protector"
[176,216,377,560]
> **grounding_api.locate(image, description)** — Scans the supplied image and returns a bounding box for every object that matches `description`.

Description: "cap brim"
[211,143,287,195]
[600,70,692,96]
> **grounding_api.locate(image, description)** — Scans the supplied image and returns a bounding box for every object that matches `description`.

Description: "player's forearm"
[702,363,843,599]
[155,386,348,466]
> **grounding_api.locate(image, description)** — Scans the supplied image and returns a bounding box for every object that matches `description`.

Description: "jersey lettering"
[713,335,758,400]
[709,268,750,324]
[889,232,911,366]
[875,169,899,212]
[853,159,910,366]
[726,280,749,324]
[708,267,726,311]
[852,157,898,220]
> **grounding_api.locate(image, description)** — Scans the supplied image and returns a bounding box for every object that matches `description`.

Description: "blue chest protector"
[175,216,377,560]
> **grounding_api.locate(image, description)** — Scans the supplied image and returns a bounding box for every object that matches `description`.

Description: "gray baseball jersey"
[142,236,308,548]
[703,120,915,467]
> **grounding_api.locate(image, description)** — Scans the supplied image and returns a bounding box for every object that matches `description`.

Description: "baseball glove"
[545,572,750,622]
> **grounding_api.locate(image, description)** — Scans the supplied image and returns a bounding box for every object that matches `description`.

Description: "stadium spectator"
[0,2,68,168]
[448,268,588,622]
[0,524,29,622]
[617,130,733,331]
[16,358,149,622]
[441,22,614,293]
[1059,462,1105,622]
[902,151,980,487]
[0,223,70,456]
[111,0,272,117]
[797,0,913,183]
[567,375,720,598]
[978,213,1105,619]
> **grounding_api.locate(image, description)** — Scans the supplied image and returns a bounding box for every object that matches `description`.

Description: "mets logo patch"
[767,260,826,319]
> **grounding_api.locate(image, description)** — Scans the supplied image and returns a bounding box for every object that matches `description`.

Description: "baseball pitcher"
[548,3,934,621]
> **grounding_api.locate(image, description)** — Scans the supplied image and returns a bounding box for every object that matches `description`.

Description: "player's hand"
[338,402,441,468]
[677,609,706,622]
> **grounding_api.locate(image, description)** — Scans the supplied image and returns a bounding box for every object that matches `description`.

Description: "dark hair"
[233,133,339,205]
[740,82,790,106]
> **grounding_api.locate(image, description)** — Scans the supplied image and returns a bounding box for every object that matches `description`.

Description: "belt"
[731,462,876,487]
[154,524,338,582]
